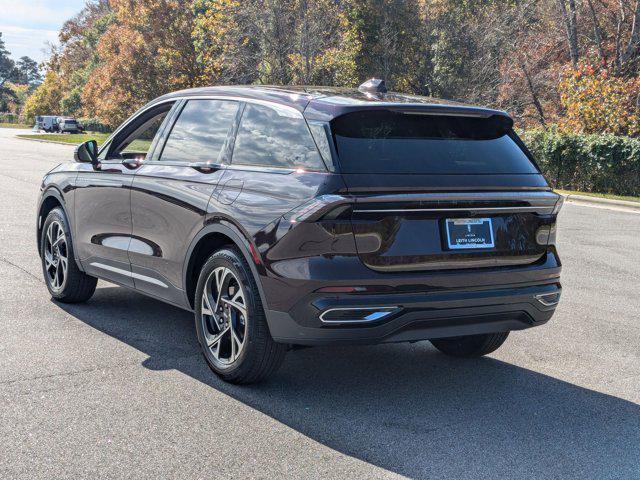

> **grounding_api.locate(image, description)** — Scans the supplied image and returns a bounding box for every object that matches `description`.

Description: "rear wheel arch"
[183,223,266,312]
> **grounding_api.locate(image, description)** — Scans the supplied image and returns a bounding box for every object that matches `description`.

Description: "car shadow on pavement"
[60,286,640,479]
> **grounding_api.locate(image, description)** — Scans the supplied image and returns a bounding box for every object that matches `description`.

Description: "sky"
[0,0,87,64]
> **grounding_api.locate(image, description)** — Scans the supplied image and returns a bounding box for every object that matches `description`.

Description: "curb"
[563,193,640,212]
[16,136,80,147]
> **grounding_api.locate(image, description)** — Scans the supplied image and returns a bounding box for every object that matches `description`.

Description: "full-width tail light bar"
[286,195,350,223]
[552,194,565,215]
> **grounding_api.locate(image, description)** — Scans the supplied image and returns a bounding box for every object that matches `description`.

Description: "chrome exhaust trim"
[534,291,561,307]
[319,307,399,324]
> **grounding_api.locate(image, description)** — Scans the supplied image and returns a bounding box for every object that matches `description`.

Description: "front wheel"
[40,207,97,303]
[430,332,509,357]
[194,247,286,384]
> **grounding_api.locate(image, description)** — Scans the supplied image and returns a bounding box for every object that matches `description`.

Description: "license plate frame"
[445,218,495,250]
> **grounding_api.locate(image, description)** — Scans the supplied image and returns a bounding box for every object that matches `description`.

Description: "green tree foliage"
[14,57,41,88]
[0,32,40,114]
[0,33,17,107]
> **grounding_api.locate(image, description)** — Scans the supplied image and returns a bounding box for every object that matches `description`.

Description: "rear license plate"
[445,218,494,250]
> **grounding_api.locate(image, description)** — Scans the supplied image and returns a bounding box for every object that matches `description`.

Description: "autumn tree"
[559,64,640,136]
[83,0,202,126]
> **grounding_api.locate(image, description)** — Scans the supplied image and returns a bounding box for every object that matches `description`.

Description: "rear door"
[330,110,560,272]
[212,101,335,246]
[129,98,239,306]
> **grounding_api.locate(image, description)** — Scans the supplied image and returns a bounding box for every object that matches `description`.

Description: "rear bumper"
[266,282,560,345]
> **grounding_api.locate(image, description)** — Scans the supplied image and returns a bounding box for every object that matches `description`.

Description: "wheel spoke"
[207,325,230,349]
[44,251,54,269]
[52,266,61,288]
[59,256,68,273]
[231,289,243,304]
[221,298,247,318]
[52,235,65,248]
[211,340,221,360]
[230,327,242,361]
[213,267,228,310]
[201,289,215,316]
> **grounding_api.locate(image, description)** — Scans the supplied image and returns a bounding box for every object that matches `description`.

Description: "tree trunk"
[521,63,546,126]
[557,0,579,66]
[622,0,640,68]
[587,0,607,65]
[614,0,625,71]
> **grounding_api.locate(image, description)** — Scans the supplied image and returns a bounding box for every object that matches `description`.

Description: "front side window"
[108,103,174,160]
[232,103,325,171]
[159,99,239,164]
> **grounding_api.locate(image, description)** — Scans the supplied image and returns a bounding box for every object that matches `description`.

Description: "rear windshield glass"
[331,110,538,174]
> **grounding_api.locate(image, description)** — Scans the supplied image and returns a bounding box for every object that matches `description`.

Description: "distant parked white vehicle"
[34,115,60,133]
[57,117,83,133]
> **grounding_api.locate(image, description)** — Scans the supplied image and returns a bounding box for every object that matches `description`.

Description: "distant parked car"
[57,117,82,134]
[34,115,60,133]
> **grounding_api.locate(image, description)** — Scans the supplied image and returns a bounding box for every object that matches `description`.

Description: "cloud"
[0,0,85,29]
[0,0,86,62]
[0,25,58,62]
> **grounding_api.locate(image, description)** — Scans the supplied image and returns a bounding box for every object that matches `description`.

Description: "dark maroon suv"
[36,81,563,383]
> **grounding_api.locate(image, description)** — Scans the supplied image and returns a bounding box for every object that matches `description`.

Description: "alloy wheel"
[43,220,68,292]
[200,266,248,365]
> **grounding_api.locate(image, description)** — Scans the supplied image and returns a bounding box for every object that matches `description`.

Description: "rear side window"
[331,110,538,174]
[160,99,239,164]
[232,103,325,171]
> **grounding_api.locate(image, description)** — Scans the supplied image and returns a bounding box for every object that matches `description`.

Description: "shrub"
[0,112,21,124]
[521,127,640,196]
[76,118,111,133]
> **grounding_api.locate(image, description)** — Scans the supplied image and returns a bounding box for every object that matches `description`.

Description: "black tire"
[430,332,509,358]
[194,247,286,384]
[40,207,97,303]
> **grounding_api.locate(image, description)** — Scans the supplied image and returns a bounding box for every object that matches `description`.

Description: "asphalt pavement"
[0,127,638,479]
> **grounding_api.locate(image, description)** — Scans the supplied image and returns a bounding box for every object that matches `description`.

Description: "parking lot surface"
[0,127,638,479]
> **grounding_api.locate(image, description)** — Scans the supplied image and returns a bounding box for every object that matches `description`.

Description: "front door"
[74,102,175,286]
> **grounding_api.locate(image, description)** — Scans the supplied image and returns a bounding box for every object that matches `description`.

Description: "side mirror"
[74,140,99,166]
